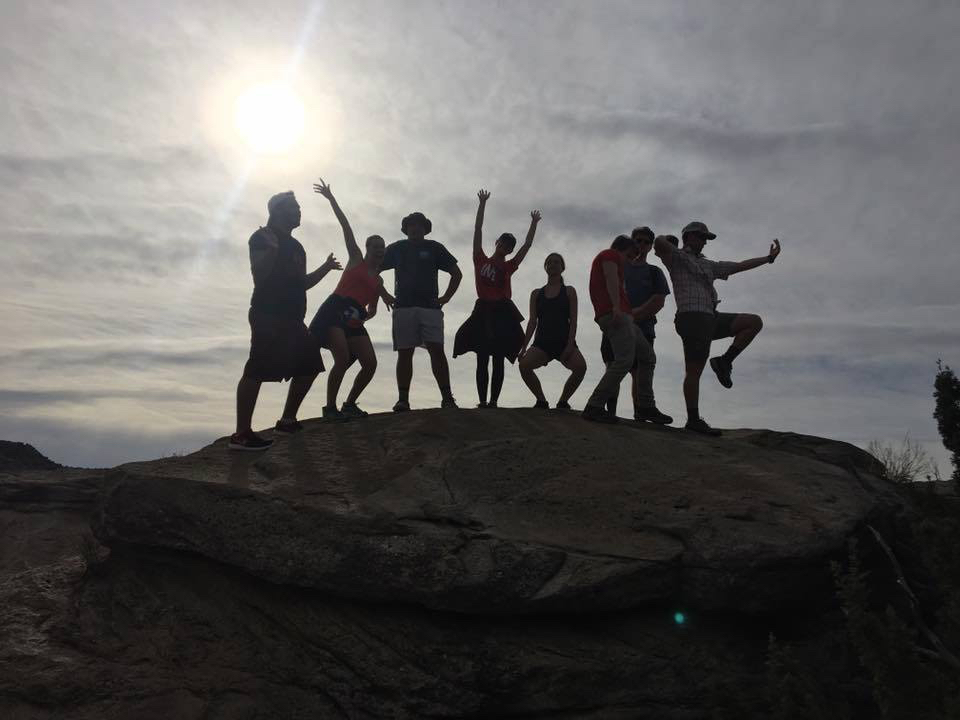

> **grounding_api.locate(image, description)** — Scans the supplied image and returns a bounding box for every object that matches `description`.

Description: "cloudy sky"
[2,0,958,470]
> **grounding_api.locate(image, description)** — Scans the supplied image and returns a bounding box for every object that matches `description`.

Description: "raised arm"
[727,238,781,276]
[314,178,361,265]
[511,209,541,267]
[520,288,539,357]
[653,234,677,264]
[474,189,490,258]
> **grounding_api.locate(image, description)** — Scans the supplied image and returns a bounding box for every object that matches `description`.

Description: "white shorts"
[392,307,444,350]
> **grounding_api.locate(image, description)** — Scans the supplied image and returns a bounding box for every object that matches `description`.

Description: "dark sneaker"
[477,401,489,409]
[685,417,722,436]
[709,357,733,389]
[487,401,498,408]
[441,396,459,409]
[534,399,550,409]
[582,404,618,424]
[341,402,368,419]
[274,418,304,434]
[634,407,674,425]
[555,400,572,411]
[228,432,273,451]
[393,400,411,413]
[322,405,349,423]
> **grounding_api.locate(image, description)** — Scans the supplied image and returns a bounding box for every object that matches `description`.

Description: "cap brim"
[705,232,716,240]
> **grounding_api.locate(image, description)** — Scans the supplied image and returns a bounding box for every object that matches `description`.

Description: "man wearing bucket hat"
[380,211,463,411]
[655,221,781,436]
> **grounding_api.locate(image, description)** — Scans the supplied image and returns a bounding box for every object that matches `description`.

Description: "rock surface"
[0,412,901,719]
[97,409,896,615]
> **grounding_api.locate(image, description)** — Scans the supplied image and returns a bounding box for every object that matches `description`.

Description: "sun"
[233,83,305,155]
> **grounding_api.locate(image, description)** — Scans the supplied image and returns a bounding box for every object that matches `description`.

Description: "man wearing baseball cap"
[655,221,781,436]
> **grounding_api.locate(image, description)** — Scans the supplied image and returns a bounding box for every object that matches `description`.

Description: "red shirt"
[334,260,380,307]
[589,249,630,318]
[474,250,520,301]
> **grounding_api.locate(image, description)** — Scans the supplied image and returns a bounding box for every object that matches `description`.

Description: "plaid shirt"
[663,247,739,314]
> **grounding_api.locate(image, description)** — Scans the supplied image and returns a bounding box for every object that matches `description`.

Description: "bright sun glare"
[233,83,305,155]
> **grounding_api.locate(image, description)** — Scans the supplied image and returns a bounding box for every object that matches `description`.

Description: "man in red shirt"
[582,234,653,423]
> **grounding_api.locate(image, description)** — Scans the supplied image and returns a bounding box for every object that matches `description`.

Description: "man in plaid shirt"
[655,221,781,436]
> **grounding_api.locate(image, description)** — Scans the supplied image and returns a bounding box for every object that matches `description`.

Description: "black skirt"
[453,298,525,362]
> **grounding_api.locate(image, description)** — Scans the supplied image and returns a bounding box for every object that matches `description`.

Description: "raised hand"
[313,177,334,200]
[769,238,781,261]
[530,209,542,224]
[477,189,491,204]
[322,253,342,272]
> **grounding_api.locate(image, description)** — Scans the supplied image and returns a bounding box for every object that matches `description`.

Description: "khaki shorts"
[675,311,738,363]
[392,307,444,350]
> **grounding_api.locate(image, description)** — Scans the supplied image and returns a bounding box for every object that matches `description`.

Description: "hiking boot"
[582,404,618,424]
[228,431,273,451]
[441,396,459,409]
[341,402,368,419]
[392,399,411,413]
[274,418,304,434]
[322,405,349,423]
[709,357,733,389]
[634,407,674,425]
[555,400,572,411]
[534,399,549,409]
[685,417,722,436]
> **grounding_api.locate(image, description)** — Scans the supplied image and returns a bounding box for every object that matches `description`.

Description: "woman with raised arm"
[517,252,587,409]
[309,178,392,421]
[453,189,539,407]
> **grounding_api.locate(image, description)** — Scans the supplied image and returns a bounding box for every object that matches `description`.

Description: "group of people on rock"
[229,181,781,451]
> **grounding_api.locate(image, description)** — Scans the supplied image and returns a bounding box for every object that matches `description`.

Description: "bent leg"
[559,348,587,405]
[490,355,505,405]
[236,376,261,434]
[724,313,763,360]
[586,317,636,409]
[345,335,377,405]
[325,327,351,408]
[282,372,318,421]
[519,347,550,404]
[425,342,454,401]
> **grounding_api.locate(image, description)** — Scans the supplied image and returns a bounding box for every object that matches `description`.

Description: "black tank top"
[534,284,570,347]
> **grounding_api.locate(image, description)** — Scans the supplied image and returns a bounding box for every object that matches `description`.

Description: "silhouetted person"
[454,189,539,407]
[599,226,673,424]
[230,191,341,451]
[310,178,390,421]
[582,234,646,423]
[519,253,586,409]
[380,211,462,411]
[655,221,781,436]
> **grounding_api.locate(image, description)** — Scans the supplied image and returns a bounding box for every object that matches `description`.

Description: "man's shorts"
[392,306,444,350]
[674,311,738,364]
[243,309,325,382]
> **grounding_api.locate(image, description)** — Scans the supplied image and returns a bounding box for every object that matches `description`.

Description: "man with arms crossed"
[230,191,341,451]
[381,211,463,411]
[655,221,781,436]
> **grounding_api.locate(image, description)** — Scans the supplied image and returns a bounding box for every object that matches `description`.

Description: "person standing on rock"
[309,179,391,421]
[453,189,540,408]
[599,226,673,425]
[655,221,781,436]
[581,234,652,423]
[518,253,586,409]
[230,191,342,451]
[380,210,462,411]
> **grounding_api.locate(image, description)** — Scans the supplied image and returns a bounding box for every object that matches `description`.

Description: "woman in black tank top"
[518,253,587,410]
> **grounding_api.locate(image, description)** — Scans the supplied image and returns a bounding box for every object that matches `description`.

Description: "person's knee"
[752,314,764,332]
[362,355,377,373]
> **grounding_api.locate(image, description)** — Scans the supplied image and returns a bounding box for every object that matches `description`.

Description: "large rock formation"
[1,410,904,719]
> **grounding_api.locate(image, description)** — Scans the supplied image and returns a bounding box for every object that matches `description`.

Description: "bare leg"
[683,360,706,420]
[425,342,453,400]
[727,313,763,355]
[476,352,490,405]
[236,376,262,434]
[345,336,377,404]
[519,348,549,404]
[396,348,414,403]
[282,373,317,421]
[324,327,352,408]
[559,348,587,405]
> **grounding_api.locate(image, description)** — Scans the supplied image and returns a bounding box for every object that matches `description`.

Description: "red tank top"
[334,260,380,307]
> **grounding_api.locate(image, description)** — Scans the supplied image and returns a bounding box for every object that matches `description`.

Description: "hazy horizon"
[2,1,958,471]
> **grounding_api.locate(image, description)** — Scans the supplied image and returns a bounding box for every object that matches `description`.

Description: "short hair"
[611,234,637,251]
[365,234,385,247]
[544,252,565,271]
[267,191,296,217]
[496,232,517,252]
[632,226,655,243]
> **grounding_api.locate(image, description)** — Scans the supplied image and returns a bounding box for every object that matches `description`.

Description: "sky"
[1,0,958,471]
